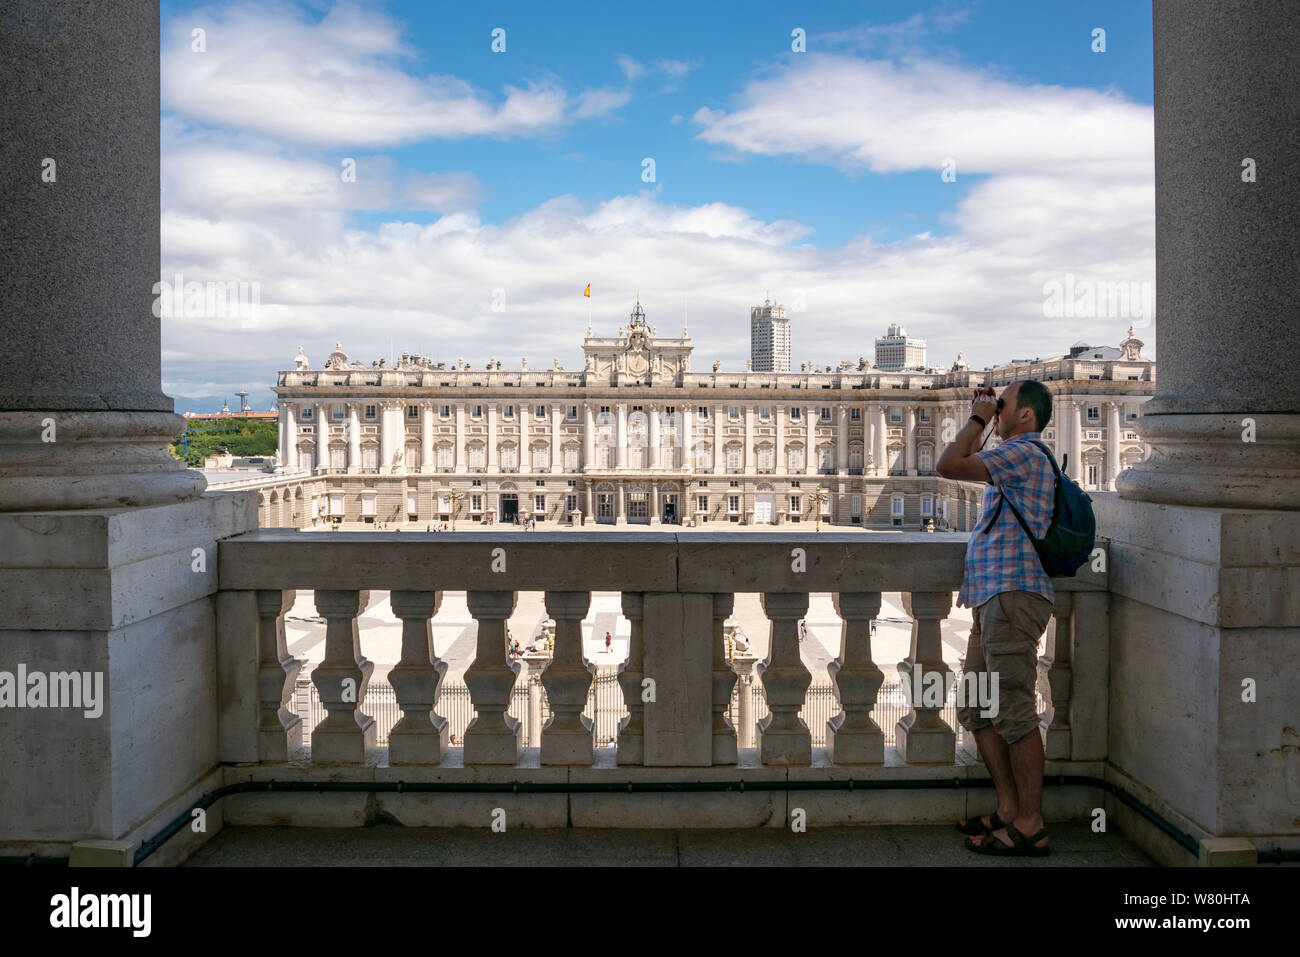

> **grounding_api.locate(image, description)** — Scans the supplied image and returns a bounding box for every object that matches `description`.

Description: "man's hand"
[936,387,996,483]
[971,386,997,424]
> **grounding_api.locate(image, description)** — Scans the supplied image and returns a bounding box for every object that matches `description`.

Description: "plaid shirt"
[957,432,1055,609]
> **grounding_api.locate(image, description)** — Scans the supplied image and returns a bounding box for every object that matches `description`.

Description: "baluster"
[1040,592,1073,759]
[896,591,955,763]
[541,591,594,765]
[310,589,375,762]
[616,593,646,764]
[711,593,739,764]
[826,591,885,764]
[463,591,521,765]
[255,589,303,761]
[388,590,447,765]
[757,592,812,765]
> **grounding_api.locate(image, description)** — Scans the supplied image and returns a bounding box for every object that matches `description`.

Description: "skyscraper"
[874,322,927,371]
[750,298,791,372]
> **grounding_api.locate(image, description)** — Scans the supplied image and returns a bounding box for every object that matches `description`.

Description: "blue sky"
[158,0,1155,411]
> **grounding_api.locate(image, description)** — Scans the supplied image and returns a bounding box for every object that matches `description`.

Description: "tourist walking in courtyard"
[937,380,1056,856]
[604,631,612,653]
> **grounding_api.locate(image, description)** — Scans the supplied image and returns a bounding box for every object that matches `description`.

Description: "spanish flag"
[583,283,591,298]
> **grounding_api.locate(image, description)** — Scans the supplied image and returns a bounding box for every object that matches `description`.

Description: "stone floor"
[185,822,1153,867]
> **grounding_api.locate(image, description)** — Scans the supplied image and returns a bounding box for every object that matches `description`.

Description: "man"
[936,380,1056,857]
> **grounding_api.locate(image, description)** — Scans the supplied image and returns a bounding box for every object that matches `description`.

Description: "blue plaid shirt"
[957,432,1055,609]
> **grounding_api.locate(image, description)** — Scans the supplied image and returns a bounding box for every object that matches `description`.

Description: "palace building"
[262,302,1154,530]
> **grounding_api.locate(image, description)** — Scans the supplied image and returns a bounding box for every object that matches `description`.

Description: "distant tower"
[750,297,791,372]
[874,322,927,371]
[235,390,250,414]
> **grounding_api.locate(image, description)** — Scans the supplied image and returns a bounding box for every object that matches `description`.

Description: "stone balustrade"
[215,532,1109,772]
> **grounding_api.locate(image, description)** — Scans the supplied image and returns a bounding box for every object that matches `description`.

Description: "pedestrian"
[798,620,807,642]
[604,631,612,652]
[937,380,1056,856]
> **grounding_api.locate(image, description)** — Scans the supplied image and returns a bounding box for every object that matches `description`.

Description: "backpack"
[981,439,1096,577]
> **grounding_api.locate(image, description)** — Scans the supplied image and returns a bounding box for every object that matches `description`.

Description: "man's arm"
[936,390,997,483]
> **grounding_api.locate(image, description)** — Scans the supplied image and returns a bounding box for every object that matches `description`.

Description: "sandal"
[955,811,1005,836]
[965,822,1050,857]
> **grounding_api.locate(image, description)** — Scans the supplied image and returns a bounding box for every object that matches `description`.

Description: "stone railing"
[214,532,1109,772]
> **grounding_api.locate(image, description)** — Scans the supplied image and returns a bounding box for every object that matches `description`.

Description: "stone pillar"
[348,403,361,472]
[650,481,660,524]
[895,591,955,763]
[388,590,448,765]
[1117,2,1300,509]
[255,590,303,762]
[873,405,888,476]
[904,406,917,475]
[734,657,757,749]
[487,403,498,470]
[1070,400,1084,482]
[713,406,725,473]
[584,481,594,519]
[1038,592,1073,761]
[540,591,594,765]
[454,404,466,472]
[279,404,296,469]
[756,592,812,765]
[642,593,714,765]
[550,404,562,472]
[420,403,434,470]
[649,403,660,469]
[826,591,885,765]
[463,591,521,765]
[836,405,848,472]
[0,0,205,510]
[744,405,755,473]
[616,481,626,524]
[616,403,628,469]
[584,403,596,468]
[616,593,646,765]
[1106,401,1122,489]
[527,667,544,749]
[710,594,739,765]
[805,406,817,475]
[379,403,395,474]
[775,406,785,474]
[683,405,695,471]
[310,590,376,763]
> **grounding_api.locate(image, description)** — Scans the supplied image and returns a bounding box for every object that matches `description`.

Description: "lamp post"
[447,487,465,531]
[812,488,829,533]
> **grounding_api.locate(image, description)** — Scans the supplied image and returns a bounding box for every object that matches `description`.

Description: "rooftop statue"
[294,346,310,370]
[713,359,721,372]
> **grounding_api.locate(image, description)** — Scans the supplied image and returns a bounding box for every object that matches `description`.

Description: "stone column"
[713,406,725,473]
[616,593,646,764]
[648,403,660,469]
[1038,592,1073,761]
[584,480,594,519]
[486,403,498,470]
[744,405,755,473]
[650,481,660,524]
[316,403,329,471]
[540,591,594,765]
[683,405,695,471]
[1071,400,1084,481]
[805,406,817,475]
[873,405,888,476]
[420,403,434,470]
[616,481,626,524]
[0,0,205,510]
[756,592,812,765]
[454,404,466,472]
[379,403,395,474]
[551,404,562,472]
[348,403,361,472]
[527,667,544,749]
[388,590,448,765]
[904,406,917,475]
[463,591,521,765]
[710,594,739,765]
[826,591,885,765]
[837,404,848,472]
[775,406,785,474]
[310,590,376,763]
[1106,401,1122,489]
[1117,3,1300,509]
[895,591,955,763]
[616,403,628,469]
[584,403,596,468]
[279,404,296,469]
[255,590,303,762]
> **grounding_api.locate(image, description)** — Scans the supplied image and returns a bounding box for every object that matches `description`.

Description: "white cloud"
[573,88,633,118]
[617,54,646,81]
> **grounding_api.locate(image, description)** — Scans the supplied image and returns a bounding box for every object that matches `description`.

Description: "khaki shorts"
[956,591,1053,745]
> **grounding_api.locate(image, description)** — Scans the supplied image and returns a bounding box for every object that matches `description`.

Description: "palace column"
[487,403,499,471]
[903,406,917,475]
[584,403,596,468]
[805,406,817,475]
[1106,401,1122,490]
[775,406,784,474]
[279,403,296,469]
[420,402,434,471]
[348,403,361,472]
[1070,400,1084,481]
[616,481,626,524]
[649,403,660,469]
[713,405,725,474]
[683,405,695,472]
[616,403,628,469]
[551,403,562,472]
[454,404,466,473]
[836,404,848,473]
[873,405,888,476]
[744,405,755,474]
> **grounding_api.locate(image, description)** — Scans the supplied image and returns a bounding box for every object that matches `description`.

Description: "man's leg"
[972,726,1018,826]
[957,600,1017,829]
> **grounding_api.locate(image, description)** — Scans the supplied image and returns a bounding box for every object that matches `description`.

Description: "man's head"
[996,380,1051,439]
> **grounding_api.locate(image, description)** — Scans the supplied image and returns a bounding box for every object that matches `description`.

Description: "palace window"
[851,408,861,421]
[697,495,708,513]
[1087,405,1100,421]
[470,494,483,512]
[439,405,451,419]
[566,494,578,512]
[407,405,419,419]
[471,405,483,420]
[534,495,546,513]
[921,496,934,518]
[333,406,345,420]
[790,407,801,420]
[728,495,740,514]
[300,407,313,420]
[534,405,547,420]
[790,496,801,513]
[728,407,741,421]
[820,408,832,422]
[697,406,709,420]
[890,408,902,424]
[891,496,905,517]
[364,405,376,419]
[566,405,578,420]
[502,405,515,420]
[759,407,771,422]
[920,408,930,422]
